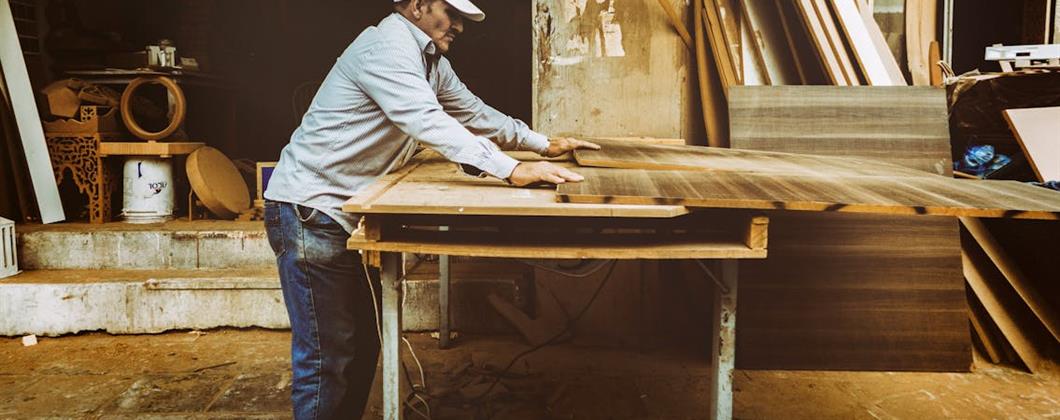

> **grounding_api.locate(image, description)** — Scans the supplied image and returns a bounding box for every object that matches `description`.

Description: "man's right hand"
[508,161,585,186]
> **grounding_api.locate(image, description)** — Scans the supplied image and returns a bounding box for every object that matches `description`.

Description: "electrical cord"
[467,260,619,409]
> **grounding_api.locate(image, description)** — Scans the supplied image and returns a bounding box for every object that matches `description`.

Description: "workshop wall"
[51,0,532,163]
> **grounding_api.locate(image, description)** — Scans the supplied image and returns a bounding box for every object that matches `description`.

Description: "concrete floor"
[2,329,1058,419]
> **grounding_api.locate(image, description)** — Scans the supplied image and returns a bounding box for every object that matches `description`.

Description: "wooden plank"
[573,137,933,178]
[342,151,687,218]
[98,141,205,156]
[967,291,1004,364]
[728,86,952,174]
[829,0,901,85]
[702,0,740,89]
[962,248,1045,373]
[812,0,862,85]
[741,0,802,85]
[1003,107,1060,182]
[906,0,938,86]
[961,217,1060,343]
[775,0,829,84]
[557,167,1060,220]
[794,0,849,84]
[693,0,730,148]
[856,0,908,85]
[656,0,693,48]
[0,0,64,223]
[348,233,767,260]
[713,0,744,83]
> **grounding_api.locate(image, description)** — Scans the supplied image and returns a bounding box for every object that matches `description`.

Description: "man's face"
[413,0,464,53]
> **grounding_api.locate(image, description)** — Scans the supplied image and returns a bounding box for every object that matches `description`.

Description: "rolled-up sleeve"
[435,58,550,155]
[350,43,520,179]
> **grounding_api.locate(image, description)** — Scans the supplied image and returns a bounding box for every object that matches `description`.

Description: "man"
[263,0,600,418]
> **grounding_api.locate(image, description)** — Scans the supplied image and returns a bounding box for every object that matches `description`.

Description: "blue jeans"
[264,200,380,420]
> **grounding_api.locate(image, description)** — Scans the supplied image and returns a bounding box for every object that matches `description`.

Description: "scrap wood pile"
[667,0,932,147]
[650,0,1060,372]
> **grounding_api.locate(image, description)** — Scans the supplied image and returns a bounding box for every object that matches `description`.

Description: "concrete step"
[0,266,529,336]
[16,221,274,270]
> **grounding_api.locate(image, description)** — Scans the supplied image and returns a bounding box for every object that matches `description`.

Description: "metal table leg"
[709,260,738,420]
[381,251,404,420]
[439,254,451,349]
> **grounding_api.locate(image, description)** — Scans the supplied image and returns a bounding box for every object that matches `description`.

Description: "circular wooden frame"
[120,76,186,141]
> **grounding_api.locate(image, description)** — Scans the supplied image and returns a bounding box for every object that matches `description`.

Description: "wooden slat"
[98,141,205,156]
[573,137,933,178]
[348,233,766,260]
[963,248,1046,373]
[0,0,64,223]
[342,151,687,218]
[741,0,802,85]
[812,0,862,85]
[961,217,1060,343]
[829,0,902,85]
[693,0,730,148]
[702,0,740,89]
[714,0,744,83]
[1003,107,1060,182]
[857,1,907,85]
[967,290,1005,364]
[557,167,1060,220]
[728,86,952,174]
[795,0,848,84]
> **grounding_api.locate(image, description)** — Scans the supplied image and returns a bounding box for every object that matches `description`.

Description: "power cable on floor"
[467,260,620,411]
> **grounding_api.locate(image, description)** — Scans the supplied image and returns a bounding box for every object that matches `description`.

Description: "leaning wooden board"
[1003,106,1060,183]
[725,86,970,371]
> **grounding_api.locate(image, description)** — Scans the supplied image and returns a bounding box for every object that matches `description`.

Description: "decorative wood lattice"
[44,134,114,223]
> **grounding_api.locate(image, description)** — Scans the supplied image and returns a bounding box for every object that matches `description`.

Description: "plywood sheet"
[557,167,1060,220]
[573,137,931,178]
[343,151,687,218]
[727,84,968,372]
[728,86,952,174]
[1003,107,1060,182]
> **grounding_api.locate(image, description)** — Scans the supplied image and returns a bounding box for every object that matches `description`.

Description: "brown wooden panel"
[728,86,953,174]
[727,85,969,372]
[557,167,1060,220]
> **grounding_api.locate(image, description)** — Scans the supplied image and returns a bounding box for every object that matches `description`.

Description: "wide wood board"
[557,166,1060,220]
[729,86,952,174]
[726,84,969,372]
[342,150,687,218]
[574,137,931,178]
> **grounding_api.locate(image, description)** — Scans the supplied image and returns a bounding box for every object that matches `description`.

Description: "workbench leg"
[709,260,738,420]
[439,254,451,349]
[381,252,404,420]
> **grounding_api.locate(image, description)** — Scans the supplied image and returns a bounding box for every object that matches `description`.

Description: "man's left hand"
[543,137,601,158]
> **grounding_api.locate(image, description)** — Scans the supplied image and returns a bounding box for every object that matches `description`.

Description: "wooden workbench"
[344,151,768,420]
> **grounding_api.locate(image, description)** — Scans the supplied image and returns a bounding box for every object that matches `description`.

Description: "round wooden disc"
[186,147,250,219]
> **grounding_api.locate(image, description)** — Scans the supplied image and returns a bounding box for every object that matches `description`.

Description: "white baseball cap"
[395,0,485,22]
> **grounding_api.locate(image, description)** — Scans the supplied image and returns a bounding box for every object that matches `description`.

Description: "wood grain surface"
[574,137,932,178]
[726,84,969,372]
[558,165,1060,220]
[342,150,687,218]
[729,86,952,174]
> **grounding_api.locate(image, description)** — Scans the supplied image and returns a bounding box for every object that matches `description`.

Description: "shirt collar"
[394,13,439,57]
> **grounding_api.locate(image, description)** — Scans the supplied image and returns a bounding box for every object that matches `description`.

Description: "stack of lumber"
[684,0,920,147]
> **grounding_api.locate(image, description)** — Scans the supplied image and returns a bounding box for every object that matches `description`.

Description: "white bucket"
[121,158,174,223]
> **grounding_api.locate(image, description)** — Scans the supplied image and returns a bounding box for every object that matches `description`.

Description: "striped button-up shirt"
[265,13,549,233]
